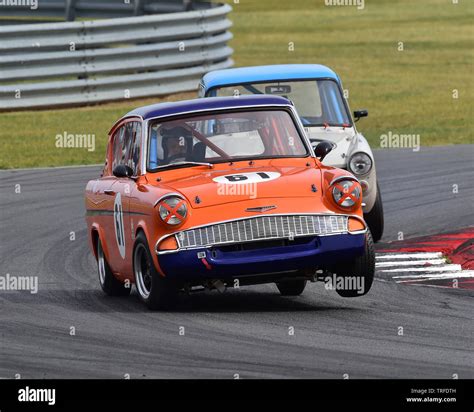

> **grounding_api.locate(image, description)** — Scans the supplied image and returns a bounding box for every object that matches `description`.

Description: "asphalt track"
[0,145,473,378]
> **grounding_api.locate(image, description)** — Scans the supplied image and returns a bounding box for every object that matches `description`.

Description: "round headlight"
[348,152,372,175]
[332,180,361,208]
[158,196,187,225]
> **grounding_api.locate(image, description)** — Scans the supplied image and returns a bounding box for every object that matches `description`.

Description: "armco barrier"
[0,1,233,109]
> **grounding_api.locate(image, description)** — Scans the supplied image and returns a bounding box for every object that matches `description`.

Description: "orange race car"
[84,95,375,309]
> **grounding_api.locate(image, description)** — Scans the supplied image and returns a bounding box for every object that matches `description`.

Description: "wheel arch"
[90,224,111,262]
[134,220,166,277]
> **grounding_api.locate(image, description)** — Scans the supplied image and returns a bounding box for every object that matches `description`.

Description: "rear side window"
[129,122,142,175]
[111,126,125,172]
[111,121,141,174]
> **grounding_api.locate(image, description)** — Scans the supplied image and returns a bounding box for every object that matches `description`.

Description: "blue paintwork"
[158,234,365,280]
[201,64,341,93]
[126,95,292,121]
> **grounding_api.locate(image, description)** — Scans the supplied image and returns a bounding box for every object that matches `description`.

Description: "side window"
[129,122,142,176]
[111,123,134,172]
[111,126,124,171]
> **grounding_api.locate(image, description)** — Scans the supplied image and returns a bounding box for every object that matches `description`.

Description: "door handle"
[104,190,116,196]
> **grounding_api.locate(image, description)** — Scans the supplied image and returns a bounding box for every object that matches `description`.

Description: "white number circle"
[113,192,126,259]
[213,171,281,185]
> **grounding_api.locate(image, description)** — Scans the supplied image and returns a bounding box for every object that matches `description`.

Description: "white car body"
[199,64,384,241]
[306,126,377,212]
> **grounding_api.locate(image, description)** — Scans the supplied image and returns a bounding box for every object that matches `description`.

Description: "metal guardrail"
[0,1,233,110]
[0,0,204,20]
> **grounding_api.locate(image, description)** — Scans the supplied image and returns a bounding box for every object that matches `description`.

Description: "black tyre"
[364,182,384,242]
[276,279,307,296]
[97,238,131,296]
[332,230,375,298]
[133,232,178,310]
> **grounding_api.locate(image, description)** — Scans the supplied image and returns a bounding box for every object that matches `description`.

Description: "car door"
[108,120,143,278]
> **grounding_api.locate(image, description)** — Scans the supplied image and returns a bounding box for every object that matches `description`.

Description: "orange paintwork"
[85,122,366,284]
[348,217,366,232]
[157,236,178,251]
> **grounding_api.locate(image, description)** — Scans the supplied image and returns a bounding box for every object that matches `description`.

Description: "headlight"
[158,196,188,225]
[332,180,362,208]
[348,152,372,175]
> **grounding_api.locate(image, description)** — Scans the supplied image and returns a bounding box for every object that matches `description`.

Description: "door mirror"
[313,140,334,161]
[354,109,368,122]
[113,164,133,178]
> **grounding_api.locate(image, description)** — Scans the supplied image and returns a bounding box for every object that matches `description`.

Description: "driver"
[161,126,191,164]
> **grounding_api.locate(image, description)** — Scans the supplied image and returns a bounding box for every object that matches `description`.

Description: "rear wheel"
[133,232,178,310]
[364,182,384,242]
[332,230,375,298]
[276,279,307,296]
[97,238,131,296]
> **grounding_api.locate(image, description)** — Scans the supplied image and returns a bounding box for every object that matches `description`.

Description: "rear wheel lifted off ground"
[276,279,307,296]
[97,238,131,296]
[133,232,178,310]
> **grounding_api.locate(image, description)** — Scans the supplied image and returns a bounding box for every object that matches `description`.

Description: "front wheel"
[331,230,375,298]
[364,181,384,242]
[133,232,178,310]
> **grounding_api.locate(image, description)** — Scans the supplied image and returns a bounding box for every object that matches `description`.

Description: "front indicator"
[348,217,365,232]
[157,236,178,251]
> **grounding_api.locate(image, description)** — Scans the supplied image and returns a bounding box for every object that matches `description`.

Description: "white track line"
[375,252,443,259]
[380,264,462,273]
[393,271,474,280]
[376,250,474,287]
[375,259,446,267]
[396,274,474,283]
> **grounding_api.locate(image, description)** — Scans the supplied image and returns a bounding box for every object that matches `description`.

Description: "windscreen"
[212,79,351,127]
[148,109,308,170]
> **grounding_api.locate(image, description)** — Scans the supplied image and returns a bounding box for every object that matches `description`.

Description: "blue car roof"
[201,64,340,91]
[126,95,292,121]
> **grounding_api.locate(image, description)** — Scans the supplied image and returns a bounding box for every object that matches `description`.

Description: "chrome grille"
[176,215,348,249]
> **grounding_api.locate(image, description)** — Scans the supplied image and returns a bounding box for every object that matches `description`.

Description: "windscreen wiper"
[308,123,352,128]
[156,161,214,170]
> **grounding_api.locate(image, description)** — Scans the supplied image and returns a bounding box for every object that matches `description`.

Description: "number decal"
[213,171,280,185]
[114,192,126,259]
[224,175,248,182]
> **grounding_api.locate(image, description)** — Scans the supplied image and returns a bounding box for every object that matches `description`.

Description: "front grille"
[176,214,348,249]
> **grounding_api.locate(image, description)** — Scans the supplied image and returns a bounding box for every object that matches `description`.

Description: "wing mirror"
[113,164,134,178]
[354,109,368,122]
[313,140,334,161]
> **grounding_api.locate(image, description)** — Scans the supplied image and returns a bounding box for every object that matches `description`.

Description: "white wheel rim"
[97,242,106,286]
[134,244,152,299]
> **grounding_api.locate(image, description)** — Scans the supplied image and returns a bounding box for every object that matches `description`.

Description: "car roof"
[125,95,293,121]
[201,64,340,90]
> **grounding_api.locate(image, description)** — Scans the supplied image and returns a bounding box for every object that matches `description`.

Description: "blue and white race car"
[199,64,384,241]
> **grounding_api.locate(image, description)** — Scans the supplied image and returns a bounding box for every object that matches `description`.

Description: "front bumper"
[157,233,365,280]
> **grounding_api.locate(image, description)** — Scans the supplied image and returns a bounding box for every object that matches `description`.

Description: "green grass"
[0,0,472,168]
